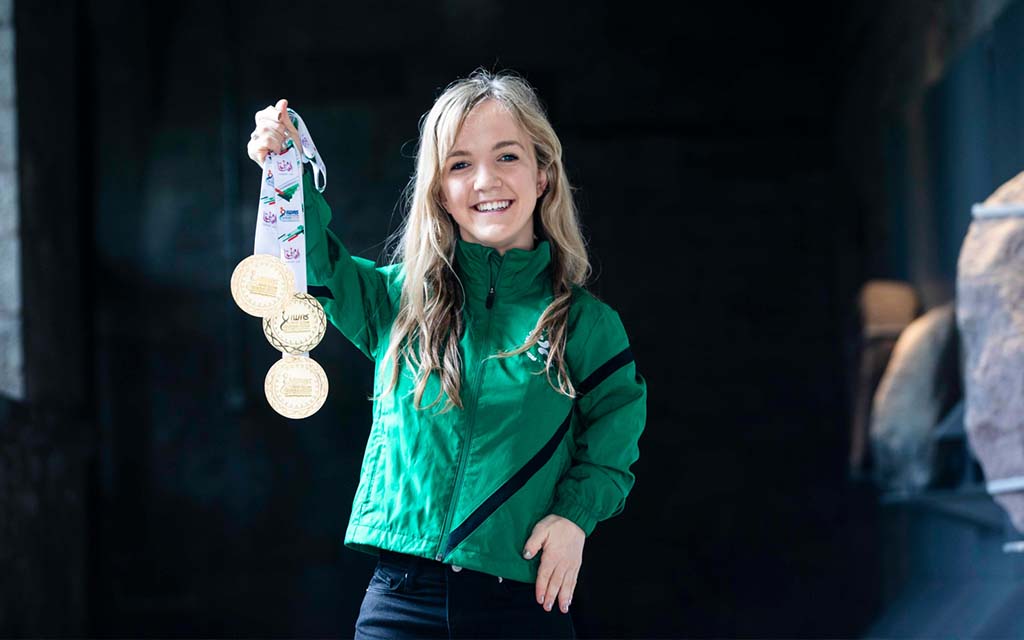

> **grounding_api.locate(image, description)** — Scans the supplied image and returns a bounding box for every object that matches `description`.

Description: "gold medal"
[230,254,295,317]
[263,292,328,354]
[264,355,329,419]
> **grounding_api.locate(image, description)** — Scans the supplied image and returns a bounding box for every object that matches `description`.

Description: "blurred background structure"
[3,0,1024,637]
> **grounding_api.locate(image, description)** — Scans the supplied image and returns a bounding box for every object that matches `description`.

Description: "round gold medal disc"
[263,292,328,354]
[264,355,329,419]
[230,254,296,318]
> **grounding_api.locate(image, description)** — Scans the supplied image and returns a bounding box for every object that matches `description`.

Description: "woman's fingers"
[247,136,269,165]
[558,567,577,613]
[254,104,278,125]
[258,125,286,145]
[247,99,299,167]
[247,133,281,165]
[541,563,568,612]
[255,117,287,137]
[255,115,282,127]
[247,138,272,165]
[278,100,298,133]
[246,123,288,165]
[275,99,304,152]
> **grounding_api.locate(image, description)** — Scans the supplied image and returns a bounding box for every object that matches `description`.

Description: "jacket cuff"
[549,497,599,537]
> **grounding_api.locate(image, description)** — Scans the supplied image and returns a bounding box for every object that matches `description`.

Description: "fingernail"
[523,550,532,559]
[562,603,569,613]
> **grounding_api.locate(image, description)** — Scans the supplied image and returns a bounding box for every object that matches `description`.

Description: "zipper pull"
[486,285,495,309]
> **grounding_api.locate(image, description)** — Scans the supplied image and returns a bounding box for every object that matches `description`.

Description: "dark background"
[4,0,1024,637]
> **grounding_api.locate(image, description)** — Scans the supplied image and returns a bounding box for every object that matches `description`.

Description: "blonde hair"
[378,68,591,412]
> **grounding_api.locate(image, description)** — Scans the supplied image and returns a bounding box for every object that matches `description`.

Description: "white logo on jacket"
[524,328,550,363]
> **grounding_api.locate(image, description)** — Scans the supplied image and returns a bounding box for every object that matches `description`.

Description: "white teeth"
[475,200,511,212]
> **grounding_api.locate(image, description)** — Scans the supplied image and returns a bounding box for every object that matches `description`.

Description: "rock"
[870,302,959,492]
[957,203,1024,533]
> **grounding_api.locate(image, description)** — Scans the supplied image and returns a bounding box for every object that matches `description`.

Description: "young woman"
[247,69,647,639]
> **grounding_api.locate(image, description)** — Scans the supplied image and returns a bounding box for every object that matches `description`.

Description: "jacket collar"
[454,237,552,304]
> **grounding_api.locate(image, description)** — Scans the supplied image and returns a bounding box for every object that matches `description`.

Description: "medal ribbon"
[253,108,327,291]
[252,109,327,359]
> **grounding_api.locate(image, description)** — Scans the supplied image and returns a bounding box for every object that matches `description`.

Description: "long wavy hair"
[378,68,592,413]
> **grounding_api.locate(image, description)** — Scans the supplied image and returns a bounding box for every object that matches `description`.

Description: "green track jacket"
[300,166,647,583]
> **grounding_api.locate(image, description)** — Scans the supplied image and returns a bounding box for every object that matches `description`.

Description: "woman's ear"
[536,169,549,197]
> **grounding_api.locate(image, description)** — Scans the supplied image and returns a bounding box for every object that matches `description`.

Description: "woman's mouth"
[473,199,513,213]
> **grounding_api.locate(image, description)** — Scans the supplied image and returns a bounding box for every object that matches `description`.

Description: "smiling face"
[440,99,548,255]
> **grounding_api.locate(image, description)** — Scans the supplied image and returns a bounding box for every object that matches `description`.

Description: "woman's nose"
[473,166,501,191]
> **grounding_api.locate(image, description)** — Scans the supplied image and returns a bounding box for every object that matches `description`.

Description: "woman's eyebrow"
[446,140,525,159]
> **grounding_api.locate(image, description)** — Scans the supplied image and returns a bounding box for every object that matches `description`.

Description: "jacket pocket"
[354,422,387,517]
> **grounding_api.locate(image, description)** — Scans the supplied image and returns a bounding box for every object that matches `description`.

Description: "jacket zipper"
[435,254,502,561]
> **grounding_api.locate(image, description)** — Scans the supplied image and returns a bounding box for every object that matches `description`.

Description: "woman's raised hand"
[247,98,303,167]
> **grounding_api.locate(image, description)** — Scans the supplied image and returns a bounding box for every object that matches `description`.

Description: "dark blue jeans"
[354,549,576,639]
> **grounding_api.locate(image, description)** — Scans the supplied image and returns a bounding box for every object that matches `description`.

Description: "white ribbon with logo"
[253,108,327,357]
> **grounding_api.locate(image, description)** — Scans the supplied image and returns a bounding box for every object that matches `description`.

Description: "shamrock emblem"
[524,328,550,363]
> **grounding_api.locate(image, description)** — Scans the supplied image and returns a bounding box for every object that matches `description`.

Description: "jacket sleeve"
[550,305,647,536]
[302,163,395,361]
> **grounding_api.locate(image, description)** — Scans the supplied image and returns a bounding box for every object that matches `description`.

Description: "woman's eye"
[451,161,468,171]
[499,153,518,162]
